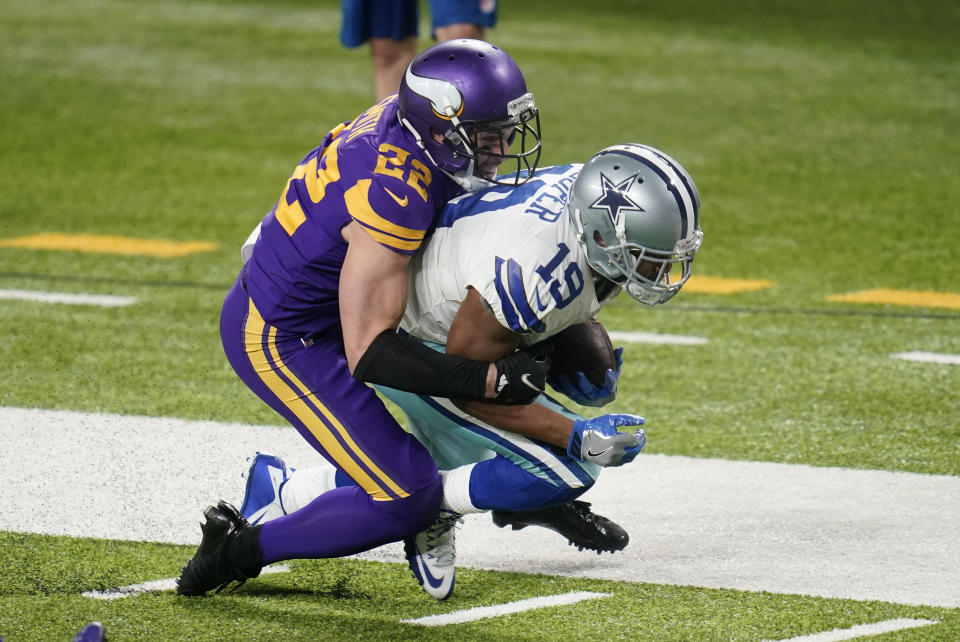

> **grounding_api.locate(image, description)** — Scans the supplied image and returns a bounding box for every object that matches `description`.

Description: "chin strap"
[449,170,493,192]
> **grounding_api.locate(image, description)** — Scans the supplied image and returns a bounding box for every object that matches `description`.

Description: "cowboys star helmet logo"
[590,172,644,222]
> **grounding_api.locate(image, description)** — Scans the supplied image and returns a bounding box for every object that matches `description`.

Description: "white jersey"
[402,164,604,346]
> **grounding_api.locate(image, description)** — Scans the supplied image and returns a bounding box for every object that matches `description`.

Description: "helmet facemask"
[598,230,703,305]
[440,93,542,190]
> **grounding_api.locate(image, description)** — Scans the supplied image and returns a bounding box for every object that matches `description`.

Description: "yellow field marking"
[0,233,218,257]
[827,288,960,310]
[684,275,775,294]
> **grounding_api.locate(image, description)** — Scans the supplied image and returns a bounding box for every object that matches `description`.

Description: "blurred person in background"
[341,0,498,101]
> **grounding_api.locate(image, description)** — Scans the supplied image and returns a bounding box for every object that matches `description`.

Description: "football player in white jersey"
[239,143,703,599]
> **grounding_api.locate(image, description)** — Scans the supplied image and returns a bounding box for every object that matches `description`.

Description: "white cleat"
[238,452,290,526]
[404,510,461,600]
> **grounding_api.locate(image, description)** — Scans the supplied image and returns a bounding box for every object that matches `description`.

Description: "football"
[545,317,617,386]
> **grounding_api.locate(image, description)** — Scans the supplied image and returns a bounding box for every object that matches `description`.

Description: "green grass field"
[1,0,959,639]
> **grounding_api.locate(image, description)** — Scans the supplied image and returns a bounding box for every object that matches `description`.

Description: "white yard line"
[82,565,290,600]
[762,618,939,642]
[401,591,611,626]
[1,407,958,608]
[891,351,960,365]
[0,289,137,307]
[607,331,708,345]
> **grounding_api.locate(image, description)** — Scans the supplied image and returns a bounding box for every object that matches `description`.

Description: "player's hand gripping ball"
[545,317,623,407]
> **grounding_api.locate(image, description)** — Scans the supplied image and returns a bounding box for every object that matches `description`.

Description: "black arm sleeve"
[353,330,488,399]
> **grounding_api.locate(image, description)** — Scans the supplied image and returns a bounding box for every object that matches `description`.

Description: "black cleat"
[491,500,629,554]
[176,501,260,596]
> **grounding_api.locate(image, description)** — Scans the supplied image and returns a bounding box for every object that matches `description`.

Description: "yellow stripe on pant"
[244,299,408,501]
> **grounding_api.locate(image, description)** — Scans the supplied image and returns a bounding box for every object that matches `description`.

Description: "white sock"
[279,464,339,514]
[440,463,483,515]
[279,461,486,516]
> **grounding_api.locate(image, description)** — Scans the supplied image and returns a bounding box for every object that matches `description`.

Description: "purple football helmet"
[398,39,542,191]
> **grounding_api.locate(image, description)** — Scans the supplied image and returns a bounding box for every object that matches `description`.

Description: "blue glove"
[548,347,623,407]
[567,413,646,467]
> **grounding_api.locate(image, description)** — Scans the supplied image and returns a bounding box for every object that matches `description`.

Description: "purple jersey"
[243,96,460,336]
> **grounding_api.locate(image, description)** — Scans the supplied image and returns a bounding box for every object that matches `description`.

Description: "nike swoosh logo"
[520,373,543,392]
[586,447,612,458]
[415,556,445,589]
[384,187,408,207]
[534,288,548,312]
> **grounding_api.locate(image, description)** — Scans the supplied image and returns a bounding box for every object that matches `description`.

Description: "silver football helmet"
[567,143,703,305]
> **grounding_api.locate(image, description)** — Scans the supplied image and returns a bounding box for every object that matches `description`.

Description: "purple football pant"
[220,276,442,563]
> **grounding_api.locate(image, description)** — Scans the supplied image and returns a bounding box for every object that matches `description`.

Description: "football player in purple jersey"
[176,39,544,597]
